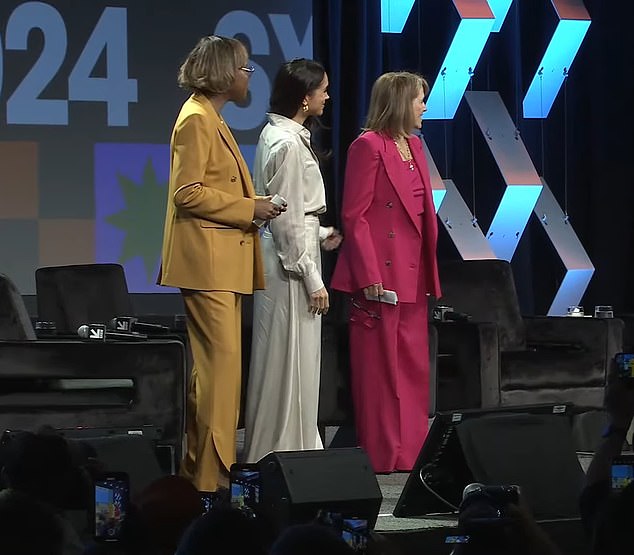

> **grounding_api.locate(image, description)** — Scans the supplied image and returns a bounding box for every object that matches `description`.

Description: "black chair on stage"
[35,263,133,335]
[0,273,36,340]
[2,267,186,476]
[434,259,623,411]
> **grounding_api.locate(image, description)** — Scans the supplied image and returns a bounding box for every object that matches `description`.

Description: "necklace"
[394,138,415,171]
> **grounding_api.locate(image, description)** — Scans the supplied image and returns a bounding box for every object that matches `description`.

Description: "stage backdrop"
[0,0,312,294]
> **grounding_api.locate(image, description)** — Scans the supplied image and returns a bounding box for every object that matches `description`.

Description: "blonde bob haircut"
[364,72,429,138]
[177,35,248,95]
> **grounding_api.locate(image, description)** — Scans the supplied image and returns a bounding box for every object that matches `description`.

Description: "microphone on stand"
[109,316,170,334]
[432,305,472,322]
[442,311,472,322]
[77,323,147,342]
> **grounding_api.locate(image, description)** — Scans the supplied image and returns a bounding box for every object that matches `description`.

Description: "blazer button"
[385,260,392,266]
[240,240,245,245]
[231,176,237,182]
[386,201,393,208]
[388,231,395,238]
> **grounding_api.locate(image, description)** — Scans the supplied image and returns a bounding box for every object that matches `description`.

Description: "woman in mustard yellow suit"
[158,36,282,492]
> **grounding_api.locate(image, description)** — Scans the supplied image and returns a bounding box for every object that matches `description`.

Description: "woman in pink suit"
[331,72,441,473]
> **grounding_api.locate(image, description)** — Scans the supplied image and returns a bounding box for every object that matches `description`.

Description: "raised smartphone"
[94,472,129,542]
[317,511,369,552]
[230,463,261,516]
[611,454,634,492]
[253,194,287,228]
[615,353,634,379]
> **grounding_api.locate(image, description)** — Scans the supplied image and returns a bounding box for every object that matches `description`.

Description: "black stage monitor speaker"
[59,426,169,496]
[393,403,584,520]
[256,447,382,533]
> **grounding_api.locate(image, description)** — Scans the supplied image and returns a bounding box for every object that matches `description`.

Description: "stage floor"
[374,472,456,532]
[237,427,594,532]
[237,427,592,553]
[373,453,594,532]
[234,427,594,553]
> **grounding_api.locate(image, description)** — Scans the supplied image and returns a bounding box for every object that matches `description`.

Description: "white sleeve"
[265,141,324,294]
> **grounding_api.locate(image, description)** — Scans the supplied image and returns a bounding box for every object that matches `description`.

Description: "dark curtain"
[568,0,634,313]
[313,0,383,223]
[313,0,634,315]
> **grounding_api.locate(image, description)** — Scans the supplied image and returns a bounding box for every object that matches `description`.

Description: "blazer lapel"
[379,138,422,233]
[217,123,256,198]
[200,95,256,199]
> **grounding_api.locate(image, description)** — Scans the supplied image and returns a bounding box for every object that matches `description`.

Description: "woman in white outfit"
[244,59,341,462]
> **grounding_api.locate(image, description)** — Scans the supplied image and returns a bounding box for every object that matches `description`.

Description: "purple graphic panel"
[95,143,174,293]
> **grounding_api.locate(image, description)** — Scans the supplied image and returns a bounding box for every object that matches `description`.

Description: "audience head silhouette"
[0,488,64,555]
[176,507,268,555]
[270,523,355,555]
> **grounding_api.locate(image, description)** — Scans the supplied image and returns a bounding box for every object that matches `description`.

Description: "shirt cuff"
[319,226,334,241]
[303,270,324,294]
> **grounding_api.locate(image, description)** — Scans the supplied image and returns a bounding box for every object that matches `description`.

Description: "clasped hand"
[253,196,286,221]
[363,283,384,298]
[321,228,343,251]
[310,287,329,317]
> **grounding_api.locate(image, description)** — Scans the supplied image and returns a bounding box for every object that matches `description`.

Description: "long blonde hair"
[364,72,429,138]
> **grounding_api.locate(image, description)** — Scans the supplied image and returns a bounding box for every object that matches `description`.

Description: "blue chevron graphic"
[534,179,594,315]
[465,91,543,261]
[488,0,513,32]
[378,0,594,313]
[381,0,416,34]
[425,0,495,120]
[523,0,590,118]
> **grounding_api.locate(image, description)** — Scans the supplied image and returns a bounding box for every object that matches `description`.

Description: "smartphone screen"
[446,535,470,544]
[615,353,634,379]
[200,491,215,513]
[341,517,369,552]
[318,511,368,552]
[94,474,129,542]
[230,464,260,513]
[611,456,634,492]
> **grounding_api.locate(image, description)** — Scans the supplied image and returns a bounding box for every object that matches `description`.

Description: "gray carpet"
[374,472,456,531]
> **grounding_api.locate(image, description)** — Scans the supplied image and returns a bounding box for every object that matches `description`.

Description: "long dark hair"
[269,58,326,129]
[269,59,330,160]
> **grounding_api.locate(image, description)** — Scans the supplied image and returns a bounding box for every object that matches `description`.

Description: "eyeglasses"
[240,65,255,74]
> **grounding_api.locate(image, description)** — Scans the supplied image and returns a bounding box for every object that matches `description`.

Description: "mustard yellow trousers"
[180,289,242,492]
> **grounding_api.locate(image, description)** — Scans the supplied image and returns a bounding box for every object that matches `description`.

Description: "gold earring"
[302,102,309,113]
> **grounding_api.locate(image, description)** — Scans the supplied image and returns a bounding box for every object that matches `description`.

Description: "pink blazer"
[331,131,441,303]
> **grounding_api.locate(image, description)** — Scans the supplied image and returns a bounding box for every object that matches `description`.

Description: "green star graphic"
[106,158,167,283]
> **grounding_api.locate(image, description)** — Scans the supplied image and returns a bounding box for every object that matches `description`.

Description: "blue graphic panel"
[465,91,543,261]
[425,17,495,120]
[488,0,513,32]
[95,143,171,293]
[549,268,595,316]
[432,189,446,213]
[534,179,594,315]
[523,16,590,118]
[239,144,257,172]
[381,0,416,34]
[487,185,542,261]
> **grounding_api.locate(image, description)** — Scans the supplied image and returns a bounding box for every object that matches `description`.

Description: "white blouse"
[253,113,327,293]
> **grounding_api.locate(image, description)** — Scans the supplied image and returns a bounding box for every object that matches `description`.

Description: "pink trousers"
[348,293,429,473]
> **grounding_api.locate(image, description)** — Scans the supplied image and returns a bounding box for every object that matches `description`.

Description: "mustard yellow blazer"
[158,94,264,293]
